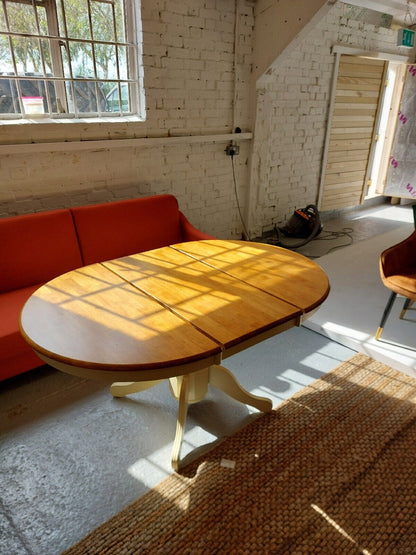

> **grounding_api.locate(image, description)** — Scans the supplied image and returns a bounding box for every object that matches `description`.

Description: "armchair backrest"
[380,229,416,280]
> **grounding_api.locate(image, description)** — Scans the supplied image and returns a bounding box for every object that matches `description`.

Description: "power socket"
[225,143,240,156]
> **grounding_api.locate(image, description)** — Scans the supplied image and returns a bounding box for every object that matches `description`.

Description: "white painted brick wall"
[1,1,411,241]
[0,0,254,239]
[249,2,415,238]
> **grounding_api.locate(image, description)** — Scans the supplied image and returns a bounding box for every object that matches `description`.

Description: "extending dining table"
[20,240,329,470]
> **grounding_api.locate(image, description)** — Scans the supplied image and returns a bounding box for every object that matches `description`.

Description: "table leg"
[170,365,272,470]
[110,379,163,398]
[169,368,209,403]
[209,364,273,412]
[171,373,189,472]
[112,366,272,471]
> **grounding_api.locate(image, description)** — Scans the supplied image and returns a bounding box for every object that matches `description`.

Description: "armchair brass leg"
[375,291,397,341]
[400,298,413,319]
[375,327,383,341]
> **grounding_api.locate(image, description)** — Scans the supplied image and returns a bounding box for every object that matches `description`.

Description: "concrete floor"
[0,197,410,555]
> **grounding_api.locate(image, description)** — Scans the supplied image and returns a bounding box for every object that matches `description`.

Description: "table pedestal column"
[111,365,272,471]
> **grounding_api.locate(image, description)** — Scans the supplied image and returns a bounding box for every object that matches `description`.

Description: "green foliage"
[0,0,126,78]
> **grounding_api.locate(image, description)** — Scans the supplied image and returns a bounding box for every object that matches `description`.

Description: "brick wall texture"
[0,1,413,239]
[250,2,411,237]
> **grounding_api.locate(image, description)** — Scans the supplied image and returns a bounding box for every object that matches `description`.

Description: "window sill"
[0,114,145,126]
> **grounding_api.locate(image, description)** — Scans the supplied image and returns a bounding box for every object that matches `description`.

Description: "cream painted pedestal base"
[110,365,273,471]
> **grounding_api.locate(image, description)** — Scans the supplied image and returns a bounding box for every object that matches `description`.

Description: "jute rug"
[62,354,416,554]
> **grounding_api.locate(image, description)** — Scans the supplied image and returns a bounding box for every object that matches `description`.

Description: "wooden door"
[320,55,385,211]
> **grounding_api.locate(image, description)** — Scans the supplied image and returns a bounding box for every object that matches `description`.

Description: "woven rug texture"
[62,354,416,554]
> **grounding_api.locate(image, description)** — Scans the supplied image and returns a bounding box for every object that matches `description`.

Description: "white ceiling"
[345,0,416,24]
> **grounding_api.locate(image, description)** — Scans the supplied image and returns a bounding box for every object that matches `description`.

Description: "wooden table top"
[20,240,329,379]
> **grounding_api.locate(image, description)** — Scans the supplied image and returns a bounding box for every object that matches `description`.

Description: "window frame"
[0,0,144,122]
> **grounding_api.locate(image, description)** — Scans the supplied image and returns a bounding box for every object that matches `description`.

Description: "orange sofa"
[0,195,213,382]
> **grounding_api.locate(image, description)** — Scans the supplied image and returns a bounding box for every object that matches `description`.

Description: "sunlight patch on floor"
[128,426,218,486]
[311,504,372,554]
[352,205,413,223]
[322,322,370,341]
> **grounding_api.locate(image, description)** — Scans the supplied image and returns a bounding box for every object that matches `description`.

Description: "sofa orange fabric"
[1,210,84,380]
[0,286,46,381]
[71,194,212,265]
[0,209,83,293]
[0,195,213,382]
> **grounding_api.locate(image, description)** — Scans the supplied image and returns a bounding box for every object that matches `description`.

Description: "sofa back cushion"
[71,195,184,265]
[0,209,83,293]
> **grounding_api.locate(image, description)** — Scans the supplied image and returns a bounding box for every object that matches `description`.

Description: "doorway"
[318,49,410,212]
[365,62,407,199]
[319,54,386,212]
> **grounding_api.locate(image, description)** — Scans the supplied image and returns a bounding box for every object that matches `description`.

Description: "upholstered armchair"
[375,230,416,340]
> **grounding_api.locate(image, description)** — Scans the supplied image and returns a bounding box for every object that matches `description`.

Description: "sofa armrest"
[179,212,215,241]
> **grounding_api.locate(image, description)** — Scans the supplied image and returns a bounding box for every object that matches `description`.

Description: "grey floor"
[0,198,410,555]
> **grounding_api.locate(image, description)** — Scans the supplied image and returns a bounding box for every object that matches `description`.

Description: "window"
[0,0,143,120]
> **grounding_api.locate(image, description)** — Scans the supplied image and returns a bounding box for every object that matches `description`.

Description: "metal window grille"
[0,0,142,119]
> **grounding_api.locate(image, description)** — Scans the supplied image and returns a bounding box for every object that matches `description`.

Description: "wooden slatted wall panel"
[320,55,385,211]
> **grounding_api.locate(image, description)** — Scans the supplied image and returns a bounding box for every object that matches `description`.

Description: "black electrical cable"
[230,153,251,240]
[229,151,353,254]
[290,227,354,258]
[265,225,354,257]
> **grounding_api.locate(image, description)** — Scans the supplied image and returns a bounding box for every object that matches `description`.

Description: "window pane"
[0,0,140,120]
[0,77,18,113]
[11,36,44,74]
[117,45,127,80]
[61,41,72,78]
[71,80,106,112]
[74,80,97,112]
[60,0,91,39]
[6,1,38,34]
[120,82,130,112]
[0,76,59,114]
[19,78,48,115]
[94,43,116,79]
[43,80,59,113]
[37,4,48,35]
[40,39,53,74]
[0,35,13,73]
[64,79,75,111]
[96,80,107,111]
[105,81,119,112]
[70,41,94,77]
[56,0,66,37]
[0,5,7,31]
[105,81,129,113]
[91,1,114,41]
[113,0,125,41]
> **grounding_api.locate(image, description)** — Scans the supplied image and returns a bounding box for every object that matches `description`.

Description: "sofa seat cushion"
[0,209,83,293]
[0,285,44,374]
[71,195,185,265]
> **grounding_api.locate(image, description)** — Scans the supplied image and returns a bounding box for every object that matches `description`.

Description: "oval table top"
[20,240,329,381]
